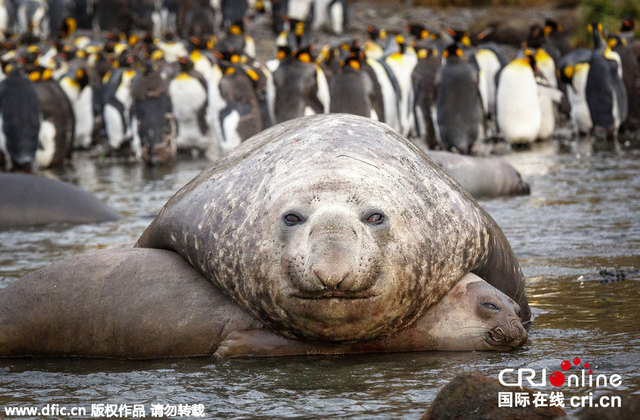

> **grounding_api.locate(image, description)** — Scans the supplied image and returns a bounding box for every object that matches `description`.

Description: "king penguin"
[330,42,383,120]
[215,59,262,154]
[608,33,640,132]
[586,23,628,139]
[30,66,75,168]
[0,64,41,171]
[102,63,137,154]
[59,67,94,149]
[432,44,484,154]
[384,34,418,137]
[496,50,542,145]
[558,48,593,135]
[412,45,440,149]
[169,56,211,154]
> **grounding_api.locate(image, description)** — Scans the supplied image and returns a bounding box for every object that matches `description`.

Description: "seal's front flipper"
[215,329,318,359]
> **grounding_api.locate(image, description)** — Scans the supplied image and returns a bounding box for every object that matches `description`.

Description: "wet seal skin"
[0,250,526,359]
[136,113,530,343]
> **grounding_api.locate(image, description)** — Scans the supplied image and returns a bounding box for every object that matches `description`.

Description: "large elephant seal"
[0,249,526,359]
[137,114,530,344]
[0,173,122,229]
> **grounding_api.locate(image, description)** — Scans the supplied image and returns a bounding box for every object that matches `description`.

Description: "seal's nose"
[313,260,352,290]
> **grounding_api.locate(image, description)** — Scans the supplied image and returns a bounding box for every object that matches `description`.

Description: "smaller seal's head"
[469,278,528,350]
[425,274,528,351]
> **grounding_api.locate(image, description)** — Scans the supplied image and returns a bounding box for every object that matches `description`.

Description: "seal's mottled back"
[137,114,529,342]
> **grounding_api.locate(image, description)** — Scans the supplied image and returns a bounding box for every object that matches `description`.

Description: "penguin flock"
[0,1,638,171]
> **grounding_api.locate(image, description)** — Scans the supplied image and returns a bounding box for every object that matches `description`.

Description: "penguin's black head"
[559,64,574,84]
[177,56,194,73]
[407,23,429,41]
[620,17,635,32]
[365,25,385,41]
[443,43,463,60]
[607,34,626,49]
[188,36,204,51]
[295,46,314,63]
[544,19,562,37]
[588,22,605,49]
[446,28,471,47]
[74,67,90,89]
[341,41,364,71]
[527,24,545,49]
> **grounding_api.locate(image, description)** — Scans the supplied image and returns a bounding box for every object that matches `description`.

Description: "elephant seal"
[0,173,122,229]
[0,249,526,359]
[425,151,531,199]
[136,114,530,344]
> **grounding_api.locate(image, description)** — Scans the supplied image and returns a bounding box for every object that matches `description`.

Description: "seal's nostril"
[313,264,352,289]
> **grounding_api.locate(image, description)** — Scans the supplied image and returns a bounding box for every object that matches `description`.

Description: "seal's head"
[137,114,526,343]
[422,274,528,350]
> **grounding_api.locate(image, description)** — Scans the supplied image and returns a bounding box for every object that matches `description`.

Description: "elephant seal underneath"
[425,151,531,199]
[0,248,526,359]
[0,173,122,229]
[136,114,530,343]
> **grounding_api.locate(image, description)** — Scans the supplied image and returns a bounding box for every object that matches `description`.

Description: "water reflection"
[1,140,639,418]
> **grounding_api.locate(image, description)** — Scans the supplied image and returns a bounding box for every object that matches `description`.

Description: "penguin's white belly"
[170,77,208,149]
[330,1,344,34]
[0,6,9,34]
[386,55,417,137]
[221,110,242,153]
[497,66,541,144]
[475,50,502,116]
[568,65,592,134]
[104,104,127,149]
[74,87,95,149]
[36,120,56,168]
[537,85,561,140]
[367,58,401,132]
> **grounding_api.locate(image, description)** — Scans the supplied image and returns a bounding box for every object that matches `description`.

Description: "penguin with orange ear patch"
[169,56,211,154]
[214,52,262,154]
[586,22,627,139]
[412,45,440,149]
[59,66,94,149]
[30,65,75,167]
[0,62,41,171]
[433,43,484,154]
[330,42,383,120]
[272,31,330,123]
[496,50,542,145]
[608,33,640,132]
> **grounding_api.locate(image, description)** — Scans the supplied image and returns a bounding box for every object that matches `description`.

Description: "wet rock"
[422,372,566,420]
[575,393,640,420]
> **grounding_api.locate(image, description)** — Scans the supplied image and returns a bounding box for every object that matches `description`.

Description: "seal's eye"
[283,213,304,226]
[482,302,500,311]
[365,213,384,225]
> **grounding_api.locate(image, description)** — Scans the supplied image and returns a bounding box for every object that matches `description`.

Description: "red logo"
[550,357,593,387]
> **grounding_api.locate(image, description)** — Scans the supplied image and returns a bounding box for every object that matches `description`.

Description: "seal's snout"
[486,317,528,349]
[313,260,352,290]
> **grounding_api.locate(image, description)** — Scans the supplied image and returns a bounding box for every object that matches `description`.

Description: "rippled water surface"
[1,140,639,418]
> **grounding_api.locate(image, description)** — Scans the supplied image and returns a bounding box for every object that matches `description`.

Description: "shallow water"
[1,139,639,419]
